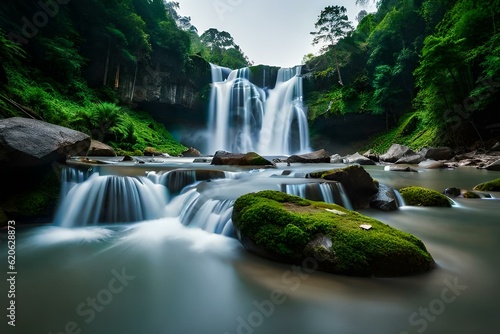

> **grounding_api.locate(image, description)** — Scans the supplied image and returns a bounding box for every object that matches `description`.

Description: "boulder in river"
[473,178,500,191]
[307,165,378,209]
[211,151,275,166]
[232,190,436,277]
[370,183,400,211]
[0,117,90,168]
[379,144,416,163]
[87,140,116,157]
[286,149,331,163]
[419,147,454,161]
[344,152,376,165]
[399,186,452,207]
[484,159,500,171]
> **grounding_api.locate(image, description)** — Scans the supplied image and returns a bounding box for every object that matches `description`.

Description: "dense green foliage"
[232,190,435,277]
[306,0,500,150]
[0,0,250,155]
[399,186,452,207]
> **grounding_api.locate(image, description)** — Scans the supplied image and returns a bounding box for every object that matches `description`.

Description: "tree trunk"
[333,45,343,86]
[103,42,110,86]
[114,64,120,89]
[130,61,138,101]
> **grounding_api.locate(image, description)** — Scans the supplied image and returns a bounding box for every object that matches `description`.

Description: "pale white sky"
[176,0,377,68]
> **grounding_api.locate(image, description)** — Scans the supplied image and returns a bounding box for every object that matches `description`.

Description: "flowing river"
[1,160,499,334]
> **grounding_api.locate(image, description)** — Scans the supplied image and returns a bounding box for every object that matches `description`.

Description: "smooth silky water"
[1,161,499,334]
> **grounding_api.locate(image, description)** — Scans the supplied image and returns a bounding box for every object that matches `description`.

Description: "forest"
[1,0,499,154]
[305,0,500,152]
[0,0,250,155]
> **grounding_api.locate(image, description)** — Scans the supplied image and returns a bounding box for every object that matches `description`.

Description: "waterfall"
[59,166,94,197]
[281,182,353,209]
[177,190,235,237]
[54,173,168,227]
[208,64,310,155]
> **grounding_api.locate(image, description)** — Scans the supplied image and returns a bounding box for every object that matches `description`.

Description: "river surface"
[1,161,499,334]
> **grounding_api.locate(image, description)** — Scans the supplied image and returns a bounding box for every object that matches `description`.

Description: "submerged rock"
[211,151,274,166]
[473,178,500,191]
[307,165,378,209]
[232,191,435,277]
[286,149,331,163]
[399,186,452,207]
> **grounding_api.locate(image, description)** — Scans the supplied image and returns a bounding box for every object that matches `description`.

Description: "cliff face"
[117,52,212,111]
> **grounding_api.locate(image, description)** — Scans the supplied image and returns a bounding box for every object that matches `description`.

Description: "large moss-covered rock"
[399,186,452,207]
[232,191,435,277]
[307,165,378,209]
[473,178,500,191]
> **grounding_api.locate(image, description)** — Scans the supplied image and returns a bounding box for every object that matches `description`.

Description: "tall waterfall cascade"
[208,64,310,155]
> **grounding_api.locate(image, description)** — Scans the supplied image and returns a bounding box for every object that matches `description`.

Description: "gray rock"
[385,165,419,172]
[363,149,379,162]
[420,147,454,161]
[443,188,461,197]
[211,151,274,166]
[491,142,500,151]
[419,159,445,169]
[307,165,378,210]
[395,154,423,165]
[287,149,331,163]
[87,140,116,157]
[485,159,500,171]
[345,152,376,165]
[380,144,416,163]
[330,154,344,164]
[0,117,90,168]
[181,147,202,157]
[370,183,400,211]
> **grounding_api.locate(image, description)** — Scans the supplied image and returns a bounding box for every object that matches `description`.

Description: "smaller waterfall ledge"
[54,172,168,227]
[54,166,353,233]
[208,64,310,155]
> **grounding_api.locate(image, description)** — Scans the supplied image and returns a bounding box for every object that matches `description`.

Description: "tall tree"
[311,6,354,85]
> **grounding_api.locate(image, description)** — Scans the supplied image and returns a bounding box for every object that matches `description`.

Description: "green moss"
[473,178,500,192]
[399,186,452,207]
[232,190,435,277]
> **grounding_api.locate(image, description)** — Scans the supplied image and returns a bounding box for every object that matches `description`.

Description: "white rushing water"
[4,164,500,334]
[208,64,310,155]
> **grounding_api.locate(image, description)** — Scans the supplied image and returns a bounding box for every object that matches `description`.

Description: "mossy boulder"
[399,186,452,207]
[232,191,435,277]
[473,178,500,191]
[307,165,378,209]
[211,151,275,167]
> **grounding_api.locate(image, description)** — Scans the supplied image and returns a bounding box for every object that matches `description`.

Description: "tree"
[200,28,250,68]
[311,6,354,85]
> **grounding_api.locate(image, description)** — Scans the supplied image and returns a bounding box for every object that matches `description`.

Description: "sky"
[176,0,377,68]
